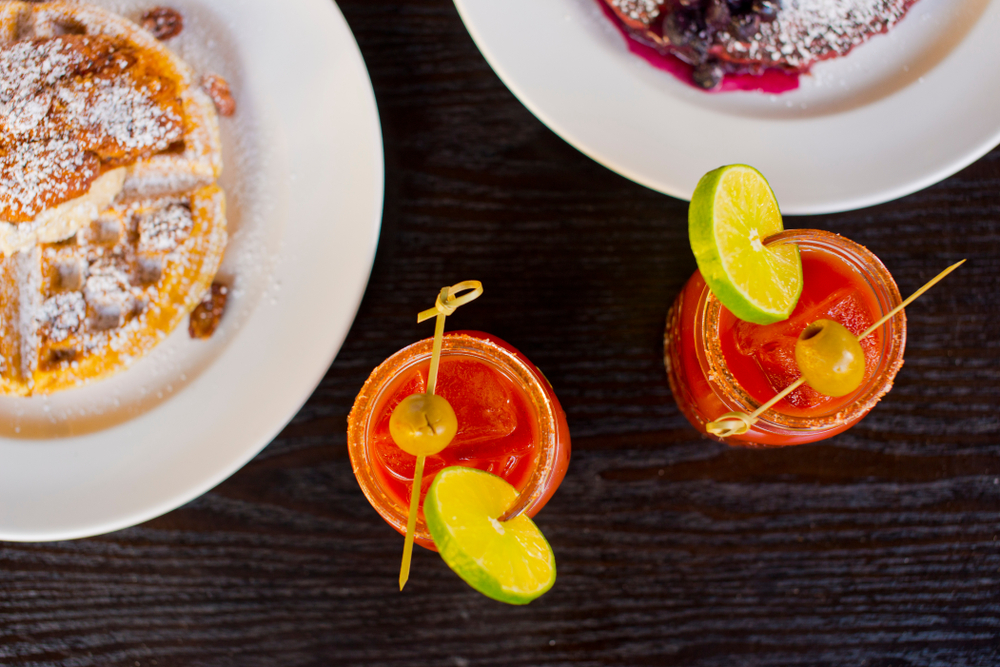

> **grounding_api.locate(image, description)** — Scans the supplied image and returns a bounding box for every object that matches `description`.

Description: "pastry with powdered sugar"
[0,1,229,395]
[603,0,920,90]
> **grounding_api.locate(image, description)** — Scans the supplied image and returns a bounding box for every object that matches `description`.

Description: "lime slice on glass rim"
[689,164,802,325]
[424,467,555,605]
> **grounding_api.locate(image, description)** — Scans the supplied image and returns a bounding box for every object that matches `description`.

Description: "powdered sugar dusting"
[0,138,99,221]
[39,290,85,342]
[57,66,182,155]
[721,0,918,71]
[15,244,42,383]
[137,201,192,253]
[83,263,137,331]
[605,0,920,78]
[609,0,661,26]
[0,32,184,221]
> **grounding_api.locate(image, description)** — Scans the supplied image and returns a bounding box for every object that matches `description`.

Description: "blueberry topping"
[731,12,760,40]
[662,9,714,64]
[692,61,725,90]
[705,0,731,30]
[662,10,699,46]
[752,0,780,22]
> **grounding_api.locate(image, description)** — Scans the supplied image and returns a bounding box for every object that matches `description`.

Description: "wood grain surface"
[2,1,999,665]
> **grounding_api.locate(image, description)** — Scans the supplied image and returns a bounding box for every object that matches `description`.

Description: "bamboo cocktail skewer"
[707,260,966,439]
[397,281,483,590]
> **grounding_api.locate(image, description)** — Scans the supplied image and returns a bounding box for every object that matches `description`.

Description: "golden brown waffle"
[0,1,228,395]
[0,0,223,254]
[0,185,226,395]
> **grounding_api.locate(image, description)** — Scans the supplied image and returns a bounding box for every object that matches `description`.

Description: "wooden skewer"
[425,287,450,396]
[398,281,483,591]
[859,260,965,339]
[399,453,426,591]
[706,260,966,438]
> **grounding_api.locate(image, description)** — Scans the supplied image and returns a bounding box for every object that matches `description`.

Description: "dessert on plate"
[0,1,232,395]
[602,0,920,91]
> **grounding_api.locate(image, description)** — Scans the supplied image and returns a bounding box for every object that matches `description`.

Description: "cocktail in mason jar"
[666,228,906,446]
[349,282,571,604]
[666,164,962,447]
[349,330,570,548]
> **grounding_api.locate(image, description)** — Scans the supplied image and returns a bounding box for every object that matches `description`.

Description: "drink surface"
[369,356,539,515]
[717,246,882,417]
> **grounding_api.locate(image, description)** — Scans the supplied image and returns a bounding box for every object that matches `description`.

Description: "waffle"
[0,1,228,395]
[0,185,226,395]
[0,0,223,253]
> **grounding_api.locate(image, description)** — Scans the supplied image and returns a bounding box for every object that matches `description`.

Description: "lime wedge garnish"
[424,467,556,605]
[689,164,802,325]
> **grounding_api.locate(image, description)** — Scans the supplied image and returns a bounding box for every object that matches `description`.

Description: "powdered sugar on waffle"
[0,33,184,222]
[0,35,181,144]
[39,291,85,343]
[0,4,201,231]
[137,202,192,253]
[83,264,137,330]
[0,38,81,136]
[0,138,99,222]
[57,68,182,153]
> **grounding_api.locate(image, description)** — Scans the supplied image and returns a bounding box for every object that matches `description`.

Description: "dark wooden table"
[3,2,999,665]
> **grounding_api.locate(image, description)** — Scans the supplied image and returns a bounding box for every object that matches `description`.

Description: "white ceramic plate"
[454,0,998,214]
[0,0,383,540]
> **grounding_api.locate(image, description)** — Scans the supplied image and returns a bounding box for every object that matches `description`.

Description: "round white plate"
[0,0,383,540]
[454,0,998,214]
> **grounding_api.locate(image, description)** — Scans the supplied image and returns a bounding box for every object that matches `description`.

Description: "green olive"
[389,393,457,456]
[794,319,866,398]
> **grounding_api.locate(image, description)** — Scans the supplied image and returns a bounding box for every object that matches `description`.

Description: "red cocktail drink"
[665,229,906,446]
[349,332,571,549]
